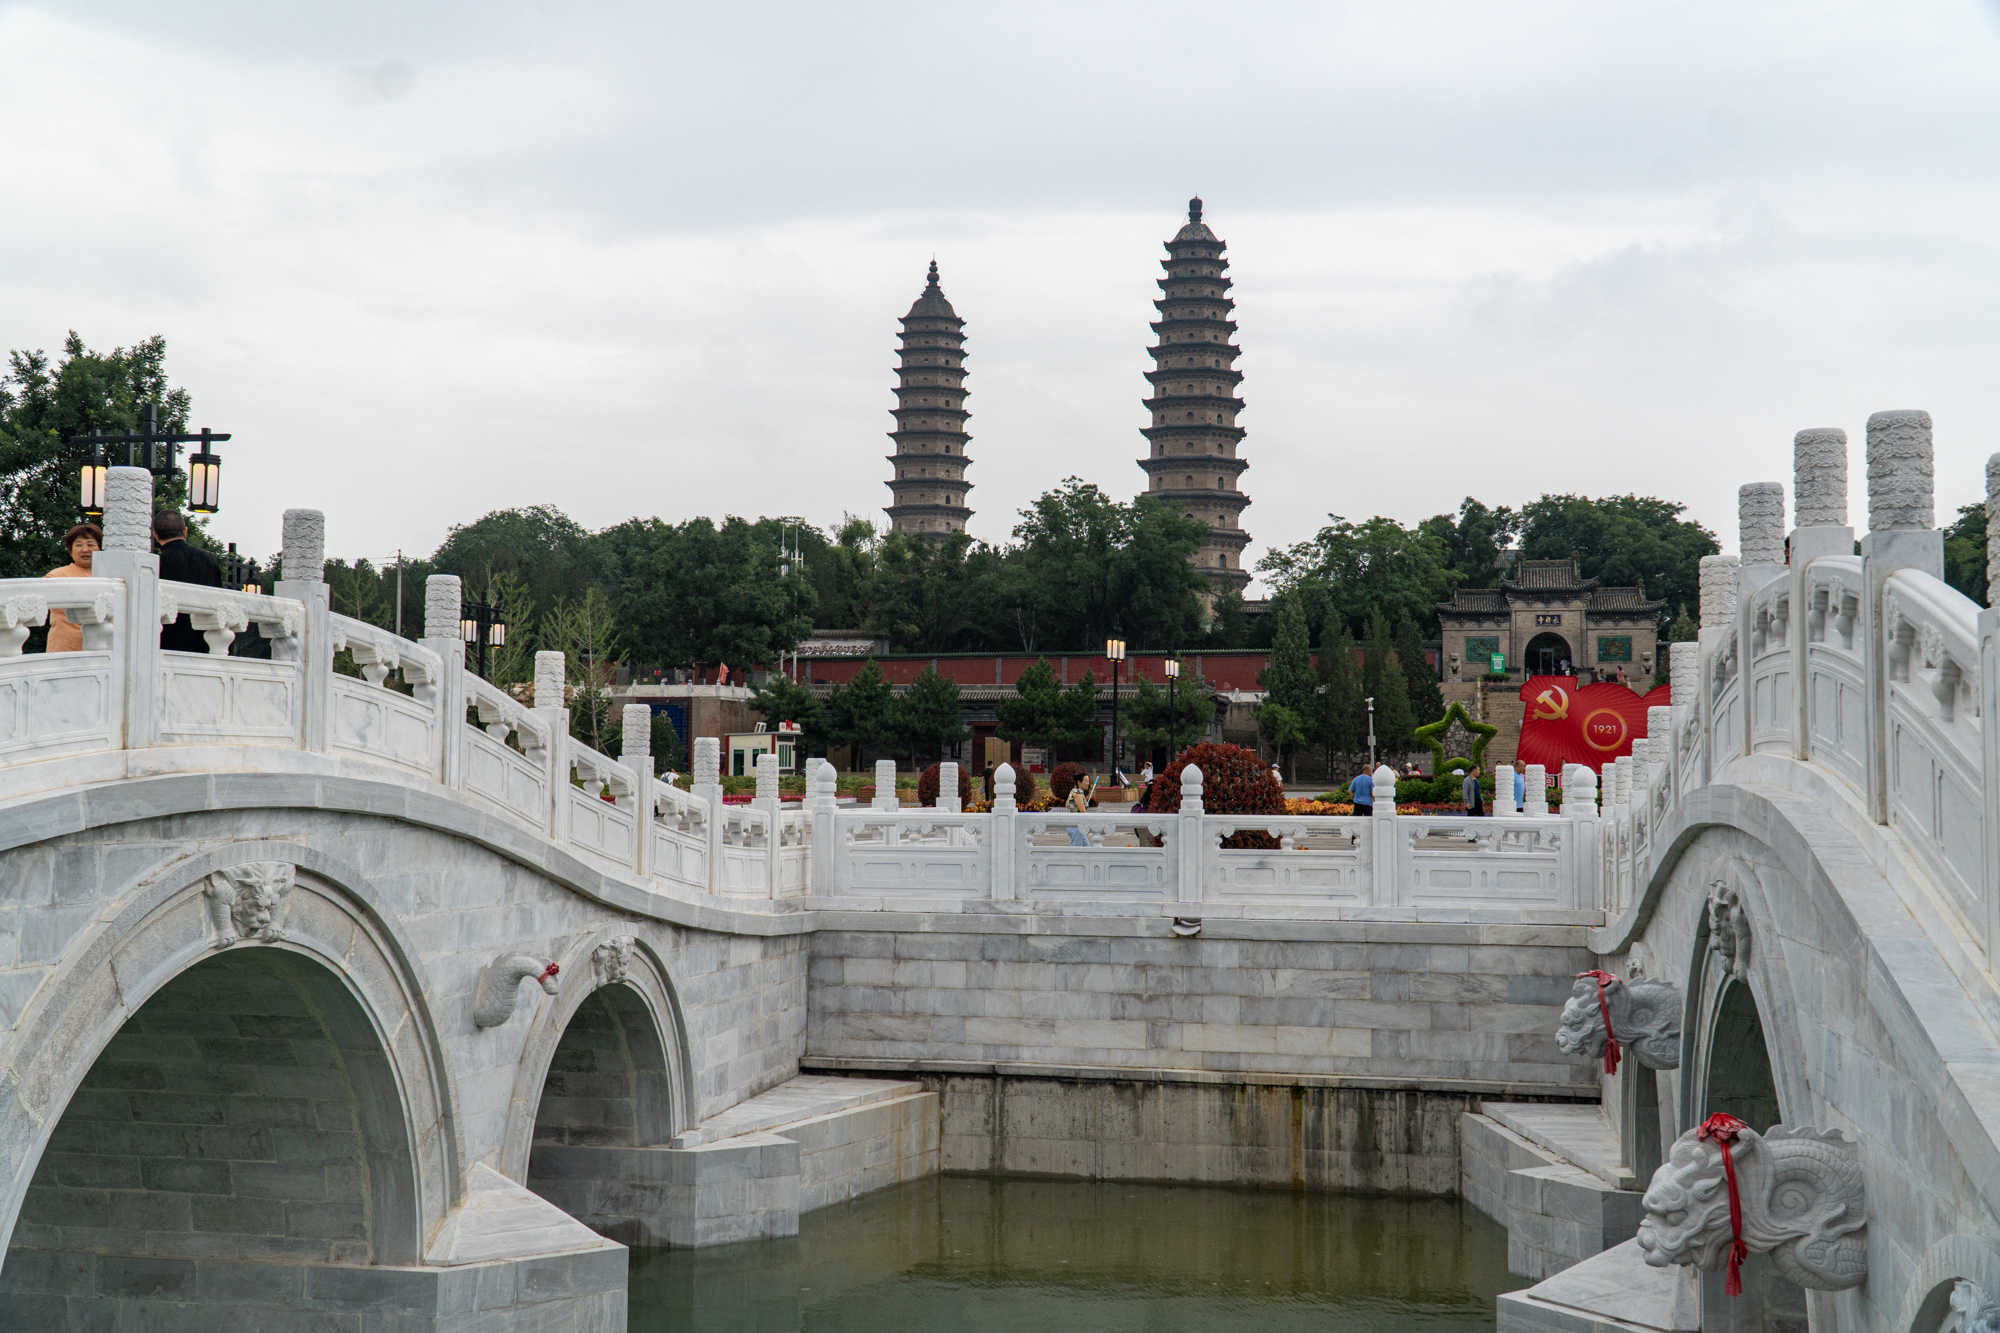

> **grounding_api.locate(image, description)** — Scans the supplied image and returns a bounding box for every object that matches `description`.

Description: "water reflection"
[630,1176,1522,1331]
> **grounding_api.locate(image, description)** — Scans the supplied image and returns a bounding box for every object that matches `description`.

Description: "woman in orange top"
[44,523,102,652]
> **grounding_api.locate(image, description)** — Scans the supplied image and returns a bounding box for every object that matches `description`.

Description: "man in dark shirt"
[155,510,224,653]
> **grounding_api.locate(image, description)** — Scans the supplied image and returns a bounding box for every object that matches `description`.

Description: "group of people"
[43,511,226,654]
[1348,761,1504,817]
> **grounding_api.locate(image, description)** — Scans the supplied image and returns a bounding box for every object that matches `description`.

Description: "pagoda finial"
[927,258,939,286]
[1188,196,1202,224]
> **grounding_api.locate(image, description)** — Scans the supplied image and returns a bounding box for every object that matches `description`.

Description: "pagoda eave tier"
[898,316,965,331]
[1156,300,1235,316]
[1161,256,1230,270]
[1145,367,1243,386]
[890,410,971,425]
[1145,393,1245,409]
[1141,454,1249,473]
[1140,425,1248,444]
[1197,531,1255,553]
[1151,318,1239,336]
[1154,489,1251,509]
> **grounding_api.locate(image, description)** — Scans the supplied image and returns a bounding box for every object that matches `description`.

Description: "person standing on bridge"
[42,522,102,653]
[154,510,224,654]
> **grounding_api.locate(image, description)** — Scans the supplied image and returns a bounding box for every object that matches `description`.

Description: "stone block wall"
[808,920,1595,1088]
[1460,1112,1644,1279]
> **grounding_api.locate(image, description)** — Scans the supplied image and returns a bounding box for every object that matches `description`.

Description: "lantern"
[187,444,222,514]
[1105,638,1126,662]
[462,618,478,644]
[80,444,108,517]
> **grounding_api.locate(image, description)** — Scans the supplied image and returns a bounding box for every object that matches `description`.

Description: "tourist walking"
[1349,767,1374,818]
[155,511,224,653]
[1463,764,1485,817]
[1514,767,1526,809]
[42,522,102,653]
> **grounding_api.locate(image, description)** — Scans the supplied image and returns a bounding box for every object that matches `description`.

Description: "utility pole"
[1366,696,1377,769]
[394,551,404,638]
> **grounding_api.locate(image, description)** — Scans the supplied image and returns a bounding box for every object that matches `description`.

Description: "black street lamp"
[73,403,231,517]
[1165,656,1181,763]
[223,543,262,594]
[1105,637,1126,778]
[461,600,507,681]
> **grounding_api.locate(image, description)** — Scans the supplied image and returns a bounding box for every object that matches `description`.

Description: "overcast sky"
[5,1,2000,589]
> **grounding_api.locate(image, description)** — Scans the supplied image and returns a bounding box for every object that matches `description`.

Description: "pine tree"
[890,664,968,767]
[1375,649,1417,759]
[1394,614,1443,728]
[1317,619,1363,771]
[1260,593,1316,720]
[827,660,894,769]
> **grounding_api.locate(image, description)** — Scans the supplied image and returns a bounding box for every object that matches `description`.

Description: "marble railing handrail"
[331,612,442,687]
[466,671,548,753]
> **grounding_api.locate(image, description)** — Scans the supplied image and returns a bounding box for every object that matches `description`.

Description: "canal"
[629,1176,1523,1331]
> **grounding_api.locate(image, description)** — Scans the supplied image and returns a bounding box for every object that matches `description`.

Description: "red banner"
[1514,675,1671,773]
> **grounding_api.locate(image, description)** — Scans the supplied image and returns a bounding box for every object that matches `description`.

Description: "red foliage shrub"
[987,764,1037,807]
[1048,762,1089,803]
[1145,741,1285,848]
[918,761,973,807]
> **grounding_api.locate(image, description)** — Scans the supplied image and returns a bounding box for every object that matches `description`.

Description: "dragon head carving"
[1555,975,1682,1070]
[1637,1122,1867,1291]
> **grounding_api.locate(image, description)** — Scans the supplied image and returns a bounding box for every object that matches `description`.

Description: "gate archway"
[1524,632,1574,675]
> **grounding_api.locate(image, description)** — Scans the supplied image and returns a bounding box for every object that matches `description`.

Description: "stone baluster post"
[1669,640,1702,790]
[421,575,466,788]
[1794,429,1854,762]
[1740,482,1787,756]
[273,508,330,755]
[1699,553,1740,775]
[753,752,782,897]
[1648,705,1675,809]
[871,758,899,811]
[806,756,840,897]
[1560,763,1599,911]
[1861,411,1942,825]
[992,763,1018,901]
[1524,764,1548,817]
[87,467,154,751]
[533,650,569,841]
[937,761,962,814]
[692,736,723,894]
[1371,762,1399,907]
[622,704,653,874]
[1176,764,1205,905]
[1493,763,1517,816]
[1982,455,2000,960]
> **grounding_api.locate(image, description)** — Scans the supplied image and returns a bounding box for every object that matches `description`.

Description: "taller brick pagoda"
[1137,197,1250,592]
[884,260,972,536]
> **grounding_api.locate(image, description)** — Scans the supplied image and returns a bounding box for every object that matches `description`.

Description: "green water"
[629,1177,1523,1332]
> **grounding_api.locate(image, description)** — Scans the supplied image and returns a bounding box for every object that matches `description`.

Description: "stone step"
[672,1074,926,1148]
[1485,1101,1635,1190]
[1497,1238,1699,1333]
[1461,1109,1646,1282]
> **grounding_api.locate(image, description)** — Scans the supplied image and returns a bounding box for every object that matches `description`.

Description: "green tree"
[1419,497,1519,593]
[1316,619,1364,768]
[825,660,894,769]
[1008,479,1208,651]
[1123,667,1215,760]
[1258,514,1454,641]
[994,658,1074,750]
[890,664,969,767]
[1393,615,1444,727]
[0,332,194,580]
[1255,701,1307,781]
[1258,592,1317,722]
[1944,501,1988,606]
[1205,584,1250,648]
[1657,601,1699,687]
[545,586,620,752]
[748,674,825,755]
[435,506,602,617]
[1374,649,1417,758]
[1518,494,1719,620]
[616,516,816,671]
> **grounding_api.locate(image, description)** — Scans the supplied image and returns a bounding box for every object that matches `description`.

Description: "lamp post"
[461,599,507,681]
[1105,637,1126,778]
[1164,656,1181,764]
[1366,695,1376,769]
[73,403,231,517]
[223,543,262,594]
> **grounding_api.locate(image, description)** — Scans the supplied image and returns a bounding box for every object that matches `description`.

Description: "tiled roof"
[1508,558,1589,590]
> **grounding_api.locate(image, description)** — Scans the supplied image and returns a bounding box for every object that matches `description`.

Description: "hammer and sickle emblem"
[1531,685,1570,721]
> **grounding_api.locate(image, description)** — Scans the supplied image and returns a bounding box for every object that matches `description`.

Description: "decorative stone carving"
[102,466,153,552]
[1867,409,1934,531]
[1794,427,1848,527]
[1669,641,1698,691]
[1951,1279,2000,1333]
[204,862,295,945]
[1739,483,1786,566]
[622,704,653,767]
[1700,555,1741,629]
[424,574,462,642]
[0,593,49,655]
[473,952,562,1028]
[1707,879,1751,979]
[534,652,566,710]
[1920,620,1946,671]
[592,936,637,986]
[1556,971,1682,1071]
[1637,1116,1867,1292]
[281,508,326,582]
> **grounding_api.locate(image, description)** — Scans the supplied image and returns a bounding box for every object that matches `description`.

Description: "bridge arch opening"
[526,981,679,1245]
[1,946,420,1318]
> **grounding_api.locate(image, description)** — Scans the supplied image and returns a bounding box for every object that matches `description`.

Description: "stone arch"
[1894,1234,2000,1333]
[1524,631,1573,675]
[0,841,459,1294]
[499,931,694,1189]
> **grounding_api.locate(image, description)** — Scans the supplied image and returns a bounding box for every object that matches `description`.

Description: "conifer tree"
[1316,619,1363,771]
[1394,614,1443,728]
[1260,593,1316,720]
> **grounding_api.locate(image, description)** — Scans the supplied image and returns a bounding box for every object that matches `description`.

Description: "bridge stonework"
[10,433,2000,1331]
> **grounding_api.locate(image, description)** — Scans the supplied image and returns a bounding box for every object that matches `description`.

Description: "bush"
[1048,762,1089,803]
[1145,742,1285,848]
[988,765,1038,807]
[917,761,973,807]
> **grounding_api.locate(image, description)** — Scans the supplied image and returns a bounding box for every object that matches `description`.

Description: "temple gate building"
[1137,197,1251,592]
[884,260,972,535]
[1434,557,1665,686]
